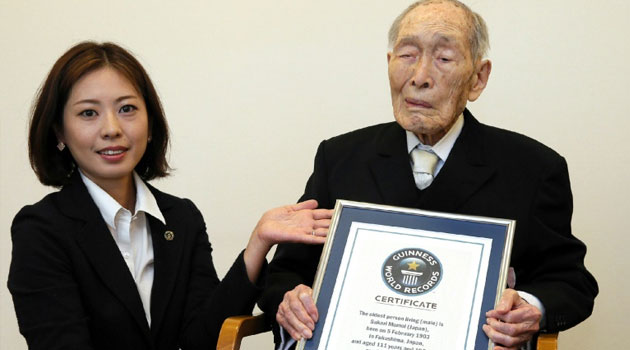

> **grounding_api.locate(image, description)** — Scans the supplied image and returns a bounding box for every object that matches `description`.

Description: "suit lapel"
[368,123,420,208]
[418,110,496,212]
[58,174,152,340]
[148,188,186,336]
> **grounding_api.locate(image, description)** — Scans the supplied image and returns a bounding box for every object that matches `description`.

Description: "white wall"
[1,1,628,349]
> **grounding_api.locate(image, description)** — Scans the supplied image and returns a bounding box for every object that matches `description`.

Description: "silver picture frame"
[298,200,515,350]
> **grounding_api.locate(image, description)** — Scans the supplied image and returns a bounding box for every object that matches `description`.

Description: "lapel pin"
[164,230,174,241]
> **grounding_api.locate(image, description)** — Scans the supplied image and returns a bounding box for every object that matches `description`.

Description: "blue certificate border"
[301,200,514,350]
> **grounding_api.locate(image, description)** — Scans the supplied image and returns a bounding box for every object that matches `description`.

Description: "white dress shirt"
[405,112,465,177]
[80,171,165,326]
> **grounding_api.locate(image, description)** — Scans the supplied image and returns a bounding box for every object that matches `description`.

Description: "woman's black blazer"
[8,173,262,350]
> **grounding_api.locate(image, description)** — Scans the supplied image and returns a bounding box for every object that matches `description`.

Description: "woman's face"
[60,67,149,189]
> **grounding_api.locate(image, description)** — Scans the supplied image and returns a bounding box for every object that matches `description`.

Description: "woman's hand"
[252,199,331,247]
[243,200,333,282]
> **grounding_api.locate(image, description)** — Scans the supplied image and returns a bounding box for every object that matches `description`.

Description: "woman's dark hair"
[28,41,170,187]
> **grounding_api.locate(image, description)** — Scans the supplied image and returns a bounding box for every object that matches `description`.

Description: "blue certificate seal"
[382,248,442,295]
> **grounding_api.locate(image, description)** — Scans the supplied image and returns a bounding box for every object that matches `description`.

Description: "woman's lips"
[97,146,128,161]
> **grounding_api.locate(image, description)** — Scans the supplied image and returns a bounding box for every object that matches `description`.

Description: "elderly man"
[259,1,598,349]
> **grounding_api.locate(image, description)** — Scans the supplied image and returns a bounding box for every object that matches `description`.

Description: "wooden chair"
[537,333,559,350]
[216,314,558,350]
[216,314,270,350]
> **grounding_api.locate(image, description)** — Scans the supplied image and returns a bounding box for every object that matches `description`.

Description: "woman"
[8,42,331,350]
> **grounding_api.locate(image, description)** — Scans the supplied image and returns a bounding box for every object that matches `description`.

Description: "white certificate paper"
[317,222,492,350]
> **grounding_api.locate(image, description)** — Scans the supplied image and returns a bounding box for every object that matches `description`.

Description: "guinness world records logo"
[381,248,442,295]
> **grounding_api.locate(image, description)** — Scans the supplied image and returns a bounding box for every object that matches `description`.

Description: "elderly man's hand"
[276,284,318,341]
[482,289,542,350]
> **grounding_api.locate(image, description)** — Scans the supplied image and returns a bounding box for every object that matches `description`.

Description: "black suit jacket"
[259,110,597,336]
[8,173,262,350]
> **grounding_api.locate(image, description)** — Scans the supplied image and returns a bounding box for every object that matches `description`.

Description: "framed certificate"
[297,200,515,350]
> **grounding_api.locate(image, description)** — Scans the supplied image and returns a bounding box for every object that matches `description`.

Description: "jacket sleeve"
[257,140,332,342]
[514,156,598,332]
[8,205,96,350]
[178,199,264,350]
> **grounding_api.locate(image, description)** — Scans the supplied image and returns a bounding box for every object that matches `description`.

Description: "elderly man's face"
[388,2,490,145]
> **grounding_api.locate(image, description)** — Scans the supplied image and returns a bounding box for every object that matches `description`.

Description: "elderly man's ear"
[468,59,492,102]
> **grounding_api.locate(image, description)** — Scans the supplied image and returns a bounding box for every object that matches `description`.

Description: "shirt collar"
[406,113,464,162]
[132,172,165,224]
[80,171,166,229]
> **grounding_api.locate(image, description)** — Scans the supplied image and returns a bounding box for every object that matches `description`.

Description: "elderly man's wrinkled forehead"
[395,1,475,55]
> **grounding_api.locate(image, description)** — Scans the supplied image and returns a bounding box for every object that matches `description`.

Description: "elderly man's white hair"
[388,0,490,61]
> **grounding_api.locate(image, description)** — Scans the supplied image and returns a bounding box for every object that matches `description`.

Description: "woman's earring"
[57,142,66,151]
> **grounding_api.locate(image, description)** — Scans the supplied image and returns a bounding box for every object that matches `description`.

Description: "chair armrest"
[216,314,272,350]
[536,333,558,350]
